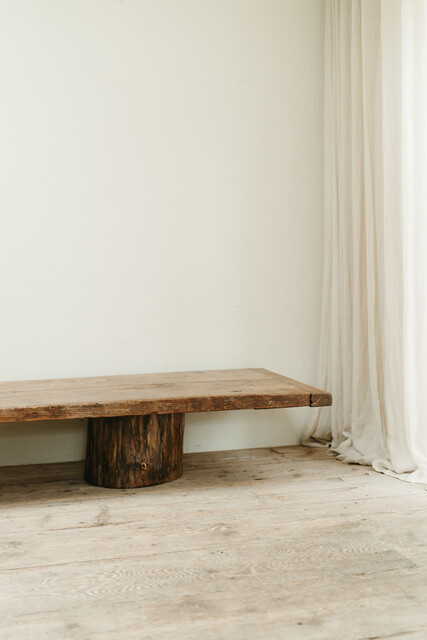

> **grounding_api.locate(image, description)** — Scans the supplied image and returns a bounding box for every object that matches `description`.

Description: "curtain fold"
[304,0,427,483]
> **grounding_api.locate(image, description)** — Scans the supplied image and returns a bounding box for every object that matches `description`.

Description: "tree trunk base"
[84,413,185,489]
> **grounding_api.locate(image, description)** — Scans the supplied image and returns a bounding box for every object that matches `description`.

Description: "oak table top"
[0,368,331,424]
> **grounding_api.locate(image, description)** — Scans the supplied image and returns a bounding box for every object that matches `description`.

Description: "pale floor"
[1,446,427,640]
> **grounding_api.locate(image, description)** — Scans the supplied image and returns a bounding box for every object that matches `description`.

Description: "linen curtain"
[305,0,427,483]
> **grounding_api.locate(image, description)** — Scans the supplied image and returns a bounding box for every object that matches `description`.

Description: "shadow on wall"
[0,420,87,467]
[0,407,309,467]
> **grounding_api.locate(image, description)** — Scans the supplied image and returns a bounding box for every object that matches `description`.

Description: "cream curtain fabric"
[304,0,427,483]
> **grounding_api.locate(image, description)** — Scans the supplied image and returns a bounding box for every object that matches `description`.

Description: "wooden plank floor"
[1,446,427,640]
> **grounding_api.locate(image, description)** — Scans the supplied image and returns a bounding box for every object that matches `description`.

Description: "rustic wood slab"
[0,369,331,489]
[0,368,331,423]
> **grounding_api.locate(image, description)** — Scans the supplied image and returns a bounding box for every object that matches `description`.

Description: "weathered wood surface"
[0,446,426,639]
[85,413,185,488]
[0,368,331,423]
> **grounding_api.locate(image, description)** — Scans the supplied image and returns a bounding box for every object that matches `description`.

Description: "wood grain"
[84,413,185,488]
[0,368,331,423]
[0,447,426,640]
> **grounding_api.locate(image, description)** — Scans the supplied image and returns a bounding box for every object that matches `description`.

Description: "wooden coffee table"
[0,368,331,489]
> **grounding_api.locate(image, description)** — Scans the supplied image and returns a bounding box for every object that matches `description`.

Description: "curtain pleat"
[304,0,427,483]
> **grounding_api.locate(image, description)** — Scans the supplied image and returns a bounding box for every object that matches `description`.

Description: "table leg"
[84,413,185,488]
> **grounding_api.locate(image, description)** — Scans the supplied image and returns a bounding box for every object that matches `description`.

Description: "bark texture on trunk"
[84,413,185,488]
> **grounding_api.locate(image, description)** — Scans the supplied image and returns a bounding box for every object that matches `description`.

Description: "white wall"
[0,0,325,466]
